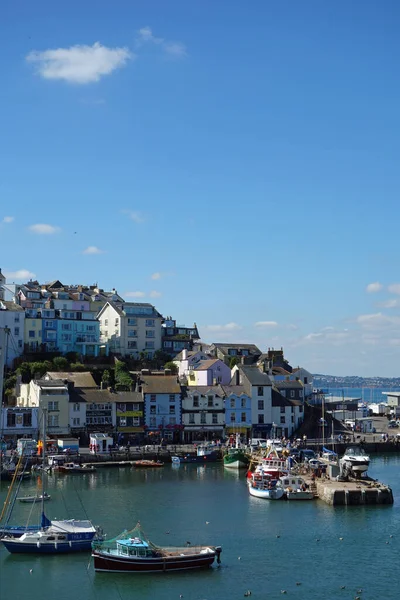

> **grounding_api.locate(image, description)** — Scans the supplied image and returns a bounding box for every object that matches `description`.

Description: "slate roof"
[69,388,119,404]
[271,389,295,407]
[273,380,304,389]
[174,350,197,361]
[35,379,68,388]
[195,359,221,371]
[220,385,249,397]
[185,385,225,397]
[140,375,181,394]
[45,371,97,388]
[239,365,272,386]
[211,343,261,356]
[0,301,24,312]
[114,391,143,403]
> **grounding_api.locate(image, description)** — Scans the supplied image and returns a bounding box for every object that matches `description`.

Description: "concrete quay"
[302,474,394,506]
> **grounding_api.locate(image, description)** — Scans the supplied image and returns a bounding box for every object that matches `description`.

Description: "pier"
[301,473,394,506]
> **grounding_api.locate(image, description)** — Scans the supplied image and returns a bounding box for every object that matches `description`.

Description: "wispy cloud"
[149,290,162,298]
[137,26,187,58]
[82,246,104,255]
[255,321,278,328]
[151,272,161,280]
[378,299,400,309]
[356,312,400,328]
[366,282,383,293]
[4,269,36,281]
[204,322,241,332]
[388,283,400,295]
[125,291,146,298]
[29,223,61,234]
[2,216,14,224]
[26,42,133,84]
[122,210,145,224]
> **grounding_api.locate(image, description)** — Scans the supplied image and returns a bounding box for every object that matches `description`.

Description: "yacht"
[340,446,370,476]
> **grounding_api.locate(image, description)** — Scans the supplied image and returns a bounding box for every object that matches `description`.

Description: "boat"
[58,463,96,473]
[1,408,104,554]
[133,460,164,468]
[277,475,315,500]
[248,472,284,500]
[18,492,51,503]
[247,446,288,480]
[340,446,370,477]
[171,445,219,464]
[91,522,222,573]
[223,448,249,469]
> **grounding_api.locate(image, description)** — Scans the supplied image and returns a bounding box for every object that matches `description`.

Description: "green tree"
[52,356,70,371]
[16,362,33,383]
[164,361,178,374]
[229,356,239,369]
[29,362,49,379]
[102,369,111,388]
[70,362,86,372]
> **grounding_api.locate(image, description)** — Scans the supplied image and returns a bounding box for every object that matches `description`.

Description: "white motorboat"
[278,475,314,500]
[340,446,370,476]
[248,472,284,500]
[18,492,51,503]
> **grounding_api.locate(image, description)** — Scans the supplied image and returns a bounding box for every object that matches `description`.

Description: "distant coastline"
[313,375,400,390]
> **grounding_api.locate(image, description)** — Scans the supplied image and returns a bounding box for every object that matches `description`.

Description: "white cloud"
[26,42,133,84]
[304,332,323,341]
[378,298,400,309]
[254,321,278,328]
[151,272,161,280]
[388,283,400,295]
[366,282,383,293]
[321,326,334,331]
[2,216,14,224]
[204,322,241,332]
[29,223,61,234]
[4,269,36,281]
[82,246,104,255]
[287,323,299,331]
[137,26,187,58]
[122,210,145,224]
[125,291,146,298]
[356,312,400,328]
[149,290,162,298]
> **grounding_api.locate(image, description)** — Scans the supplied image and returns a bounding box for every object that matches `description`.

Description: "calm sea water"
[321,387,400,403]
[1,456,399,600]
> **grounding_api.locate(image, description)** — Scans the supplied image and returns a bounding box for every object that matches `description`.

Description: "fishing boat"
[223,448,249,469]
[247,447,288,480]
[58,463,96,474]
[277,475,315,500]
[133,460,164,468]
[92,522,222,573]
[18,492,51,503]
[248,472,284,500]
[1,409,104,554]
[171,444,219,464]
[340,446,370,477]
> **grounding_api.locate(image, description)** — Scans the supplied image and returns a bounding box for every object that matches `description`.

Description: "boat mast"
[40,408,47,526]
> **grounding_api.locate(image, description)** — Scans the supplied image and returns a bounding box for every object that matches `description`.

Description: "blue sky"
[1,0,400,377]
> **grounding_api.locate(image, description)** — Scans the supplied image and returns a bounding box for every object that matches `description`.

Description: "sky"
[1,0,400,377]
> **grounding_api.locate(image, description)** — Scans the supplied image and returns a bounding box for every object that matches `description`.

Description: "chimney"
[182,349,188,360]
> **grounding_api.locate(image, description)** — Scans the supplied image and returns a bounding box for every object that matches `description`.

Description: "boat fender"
[37,542,41,548]
[69,541,72,548]
[55,543,57,550]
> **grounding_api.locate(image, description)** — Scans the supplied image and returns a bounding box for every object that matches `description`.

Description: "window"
[208,396,213,407]
[44,320,55,328]
[132,403,140,411]
[291,415,294,423]
[164,341,172,348]
[212,413,218,424]
[14,315,20,322]
[87,325,95,331]
[169,417,176,425]
[257,387,264,396]
[23,413,32,427]
[128,330,137,337]
[149,416,156,427]
[73,403,80,412]
[290,390,295,398]
[115,318,119,325]
[146,330,155,338]
[61,334,72,341]
[258,400,264,410]
[128,318,137,326]
[48,401,59,411]
[169,394,175,402]
[280,416,285,424]
[230,413,236,423]
[7,412,15,427]
[127,341,137,349]
[150,406,156,414]
[280,406,285,414]
[72,418,80,426]
[189,413,195,424]
[241,398,247,408]
[132,417,140,426]
[104,319,108,326]
[200,413,206,424]
[150,394,156,402]
[193,396,199,407]
[304,377,308,384]
[258,414,264,424]
[145,319,155,327]
[228,349,237,356]
[299,406,303,413]
[230,399,235,408]
[62,324,72,331]
[169,405,175,414]
[145,341,155,349]
[14,327,19,336]
[241,412,246,423]
[18,339,23,348]
[48,415,59,427]
[119,417,127,427]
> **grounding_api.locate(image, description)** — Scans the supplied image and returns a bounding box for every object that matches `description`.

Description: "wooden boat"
[92,522,222,573]
[248,472,284,500]
[58,463,96,473]
[133,460,164,468]
[18,492,51,503]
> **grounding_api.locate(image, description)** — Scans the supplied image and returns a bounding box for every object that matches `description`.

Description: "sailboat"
[1,409,104,554]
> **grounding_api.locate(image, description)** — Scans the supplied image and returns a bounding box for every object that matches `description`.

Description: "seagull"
[281,591,287,594]
[390,535,393,538]
[339,537,344,541]
[205,521,210,525]
[315,538,320,542]
[238,556,241,560]
[29,569,33,574]
[276,535,280,538]
[357,590,363,594]
[165,531,170,535]
[296,582,301,586]
[340,586,346,589]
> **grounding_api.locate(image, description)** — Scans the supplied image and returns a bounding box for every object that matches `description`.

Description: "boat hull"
[2,538,93,553]
[286,491,314,501]
[92,550,218,572]
[172,453,218,464]
[223,459,248,469]
[248,486,284,500]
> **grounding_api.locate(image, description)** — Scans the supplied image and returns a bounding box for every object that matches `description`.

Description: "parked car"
[299,449,316,462]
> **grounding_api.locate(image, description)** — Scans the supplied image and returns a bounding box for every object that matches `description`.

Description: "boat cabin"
[279,475,307,489]
[117,538,155,558]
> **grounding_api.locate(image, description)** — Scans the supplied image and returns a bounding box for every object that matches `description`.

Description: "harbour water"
[1,456,399,600]
[321,387,400,403]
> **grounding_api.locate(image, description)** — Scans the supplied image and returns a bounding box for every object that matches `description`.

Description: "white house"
[0,300,25,366]
[97,301,163,359]
[0,406,39,439]
[271,390,304,438]
[186,359,231,386]
[173,349,211,377]
[18,379,70,435]
[231,365,273,438]
[141,375,182,442]
[289,368,313,398]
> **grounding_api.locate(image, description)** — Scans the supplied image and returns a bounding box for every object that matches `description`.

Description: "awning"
[117,427,144,433]
[225,426,251,434]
